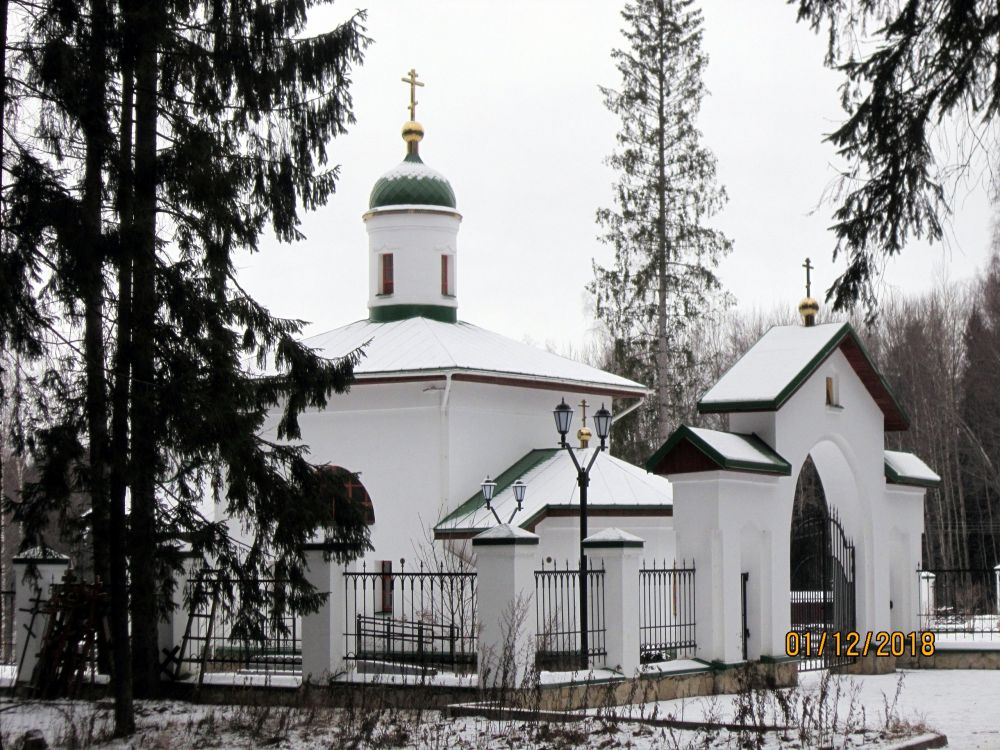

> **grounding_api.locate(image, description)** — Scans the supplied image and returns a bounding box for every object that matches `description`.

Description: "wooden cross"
[579,399,589,427]
[401,68,424,120]
[803,257,814,298]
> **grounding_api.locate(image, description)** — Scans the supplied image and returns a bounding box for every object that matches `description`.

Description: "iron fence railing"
[639,561,696,663]
[534,560,606,670]
[343,561,477,674]
[180,572,301,677]
[918,567,1000,641]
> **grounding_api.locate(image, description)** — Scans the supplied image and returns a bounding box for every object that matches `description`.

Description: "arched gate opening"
[789,456,857,670]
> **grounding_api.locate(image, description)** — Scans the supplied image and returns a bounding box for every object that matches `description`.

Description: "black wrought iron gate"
[789,507,856,671]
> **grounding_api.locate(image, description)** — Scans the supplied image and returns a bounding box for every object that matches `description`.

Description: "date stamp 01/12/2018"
[785,630,936,659]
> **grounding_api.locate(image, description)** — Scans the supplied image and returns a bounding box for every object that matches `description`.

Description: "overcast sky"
[235,0,997,352]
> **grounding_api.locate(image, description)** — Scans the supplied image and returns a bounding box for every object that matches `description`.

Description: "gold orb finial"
[402,120,424,143]
[799,297,820,326]
[577,426,592,449]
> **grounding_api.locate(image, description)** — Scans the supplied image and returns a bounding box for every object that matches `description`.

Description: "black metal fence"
[178,572,301,678]
[918,568,1000,641]
[534,560,606,670]
[343,561,477,674]
[1,590,14,665]
[639,561,696,663]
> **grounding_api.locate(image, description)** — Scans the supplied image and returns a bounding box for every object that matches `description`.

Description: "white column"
[583,528,643,676]
[472,524,539,690]
[159,550,202,670]
[13,549,70,684]
[994,565,1000,616]
[918,571,935,622]
[300,545,350,683]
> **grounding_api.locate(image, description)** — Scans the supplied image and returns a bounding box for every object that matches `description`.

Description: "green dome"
[369,153,457,209]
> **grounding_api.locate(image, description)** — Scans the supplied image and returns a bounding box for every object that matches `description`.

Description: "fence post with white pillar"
[472,524,539,690]
[13,548,71,684]
[918,571,936,624]
[158,549,203,673]
[300,543,350,683]
[583,528,644,677]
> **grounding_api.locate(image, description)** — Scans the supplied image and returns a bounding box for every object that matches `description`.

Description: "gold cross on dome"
[401,68,424,120]
[803,257,814,298]
[579,399,589,427]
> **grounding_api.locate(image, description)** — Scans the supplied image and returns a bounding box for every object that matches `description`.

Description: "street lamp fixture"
[481,475,527,525]
[553,398,573,444]
[554,398,612,670]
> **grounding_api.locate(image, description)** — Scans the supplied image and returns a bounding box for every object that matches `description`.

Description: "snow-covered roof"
[646,425,791,476]
[885,450,941,488]
[435,448,672,537]
[301,317,648,396]
[698,322,908,431]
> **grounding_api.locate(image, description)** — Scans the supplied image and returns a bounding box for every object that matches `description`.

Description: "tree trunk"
[109,29,136,733]
[128,0,161,698]
[654,2,670,445]
[82,0,112,606]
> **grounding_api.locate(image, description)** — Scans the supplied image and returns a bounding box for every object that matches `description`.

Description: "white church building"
[244,97,676,569]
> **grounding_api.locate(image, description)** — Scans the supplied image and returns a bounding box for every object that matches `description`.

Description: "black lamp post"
[481,476,527,525]
[552,397,612,670]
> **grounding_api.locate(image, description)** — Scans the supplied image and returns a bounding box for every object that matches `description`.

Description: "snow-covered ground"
[0,669,996,748]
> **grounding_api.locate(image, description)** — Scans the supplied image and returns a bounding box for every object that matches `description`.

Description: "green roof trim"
[369,153,457,209]
[644,425,792,476]
[884,460,942,489]
[437,449,559,527]
[698,322,910,431]
[369,304,457,323]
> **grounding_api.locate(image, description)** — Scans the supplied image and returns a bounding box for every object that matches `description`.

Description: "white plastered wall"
[227,379,644,568]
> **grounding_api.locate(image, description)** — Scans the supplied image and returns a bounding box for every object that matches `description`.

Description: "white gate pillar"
[918,571,935,623]
[472,524,538,689]
[300,544,350,683]
[13,549,70,684]
[583,528,643,676]
[994,565,1000,616]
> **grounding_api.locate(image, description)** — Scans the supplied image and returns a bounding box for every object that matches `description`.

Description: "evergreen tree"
[793,0,1000,315]
[2,0,373,730]
[591,0,731,464]
[959,253,1000,569]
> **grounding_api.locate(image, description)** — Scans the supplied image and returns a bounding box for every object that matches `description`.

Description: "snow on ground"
[0,669,997,748]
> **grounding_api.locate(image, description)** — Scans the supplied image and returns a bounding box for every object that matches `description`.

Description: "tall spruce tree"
[2,0,373,730]
[591,0,731,463]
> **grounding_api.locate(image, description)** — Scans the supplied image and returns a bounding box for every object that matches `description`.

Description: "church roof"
[884,450,941,488]
[434,447,673,538]
[369,153,457,209]
[302,316,648,397]
[698,322,909,431]
[645,425,791,476]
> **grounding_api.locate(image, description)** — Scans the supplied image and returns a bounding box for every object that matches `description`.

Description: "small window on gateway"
[825,376,841,407]
[379,253,394,295]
